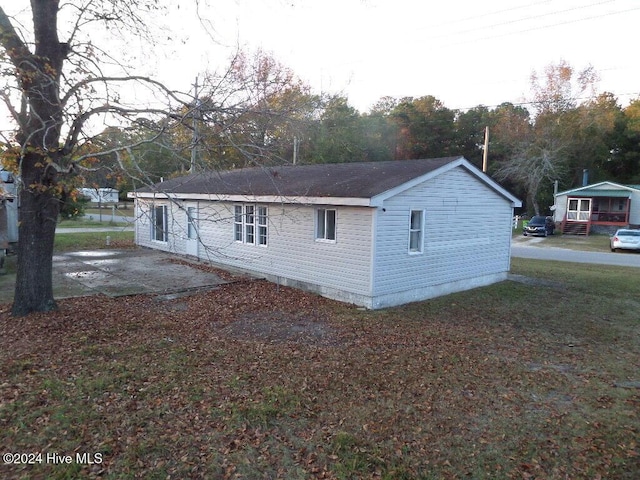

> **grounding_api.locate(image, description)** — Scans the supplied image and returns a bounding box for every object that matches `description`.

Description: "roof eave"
[129,191,372,207]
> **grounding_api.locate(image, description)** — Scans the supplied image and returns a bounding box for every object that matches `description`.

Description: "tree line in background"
[84,54,640,217]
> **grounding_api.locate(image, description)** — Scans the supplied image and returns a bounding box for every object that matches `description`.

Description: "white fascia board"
[555,181,610,196]
[556,181,638,196]
[128,192,176,200]
[130,191,372,206]
[370,157,522,208]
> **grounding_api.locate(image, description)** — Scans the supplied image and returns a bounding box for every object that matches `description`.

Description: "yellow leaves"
[43,62,58,78]
[28,182,49,193]
[68,189,79,202]
[26,182,65,199]
[0,145,20,174]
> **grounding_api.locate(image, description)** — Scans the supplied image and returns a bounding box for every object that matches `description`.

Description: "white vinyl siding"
[193,203,373,298]
[372,167,513,303]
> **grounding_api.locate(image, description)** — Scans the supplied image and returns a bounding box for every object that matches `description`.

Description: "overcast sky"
[151,0,639,112]
[1,0,638,128]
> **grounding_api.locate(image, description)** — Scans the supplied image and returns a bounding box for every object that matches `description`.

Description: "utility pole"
[482,126,489,173]
[190,77,199,173]
[293,137,298,165]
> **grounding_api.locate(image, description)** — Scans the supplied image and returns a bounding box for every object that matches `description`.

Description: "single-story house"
[79,187,119,204]
[553,181,640,235]
[130,156,522,309]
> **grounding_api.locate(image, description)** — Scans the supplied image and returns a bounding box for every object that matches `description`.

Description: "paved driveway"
[0,249,231,304]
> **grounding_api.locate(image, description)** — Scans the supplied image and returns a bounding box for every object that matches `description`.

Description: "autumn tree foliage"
[0,2,322,317]
[179,49,321,170]
[493,61,616,215]
[78,49,321,194]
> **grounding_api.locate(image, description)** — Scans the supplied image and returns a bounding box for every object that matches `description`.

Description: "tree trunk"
[1,2,66,316]
[528,192,541,216]
[11,155,60,316]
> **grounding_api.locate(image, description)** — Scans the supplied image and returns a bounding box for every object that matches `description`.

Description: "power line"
[418,0,555,29]
[328,1,638,70]
[452,4,640,47]
[419,0,619,39]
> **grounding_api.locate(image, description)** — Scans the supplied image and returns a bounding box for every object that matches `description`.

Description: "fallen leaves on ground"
[0,276,638,479]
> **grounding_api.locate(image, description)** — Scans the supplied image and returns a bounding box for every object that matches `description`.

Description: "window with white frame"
[316,208,336,241]
[234,204,267,245]
[257,206,268,246]
[234,205,243,241]
[245,205,255,244]
[187,206,197,239]
[151,204,168,242]
[409,209,424,253]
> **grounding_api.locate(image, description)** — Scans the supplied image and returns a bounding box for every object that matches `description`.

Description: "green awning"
[567,189,631,198]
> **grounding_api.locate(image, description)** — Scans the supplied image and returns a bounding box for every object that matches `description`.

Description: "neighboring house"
[0,168,18,246]
[553,181,640,235]
[130,156,521,309]
[79,187,119,204]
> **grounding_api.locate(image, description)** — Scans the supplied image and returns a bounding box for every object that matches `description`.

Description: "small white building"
[79,187,119,204]
[130,157,521,309]
[0,168,18,245]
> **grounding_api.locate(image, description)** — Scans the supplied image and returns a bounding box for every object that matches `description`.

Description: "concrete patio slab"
[0,248,231,304]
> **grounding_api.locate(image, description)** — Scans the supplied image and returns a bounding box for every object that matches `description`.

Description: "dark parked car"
[523,216,555,237]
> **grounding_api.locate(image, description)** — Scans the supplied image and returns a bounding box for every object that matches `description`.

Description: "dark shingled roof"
[142,156,464,198]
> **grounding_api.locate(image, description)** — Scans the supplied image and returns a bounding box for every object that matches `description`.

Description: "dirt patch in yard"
[508,273,566,290]
[221,310,342,346]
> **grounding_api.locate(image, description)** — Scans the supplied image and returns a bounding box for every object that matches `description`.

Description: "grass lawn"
[541,232,613,252]
[1,258,638,479]
[514,230,613,252]
[54,230,135,251]
[57,217,121,228]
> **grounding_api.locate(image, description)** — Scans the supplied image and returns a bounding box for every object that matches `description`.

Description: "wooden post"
[482,126,489,173]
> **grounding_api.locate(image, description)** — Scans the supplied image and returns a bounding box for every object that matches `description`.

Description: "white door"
[567,198,591,222]
[185,204,199,257]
